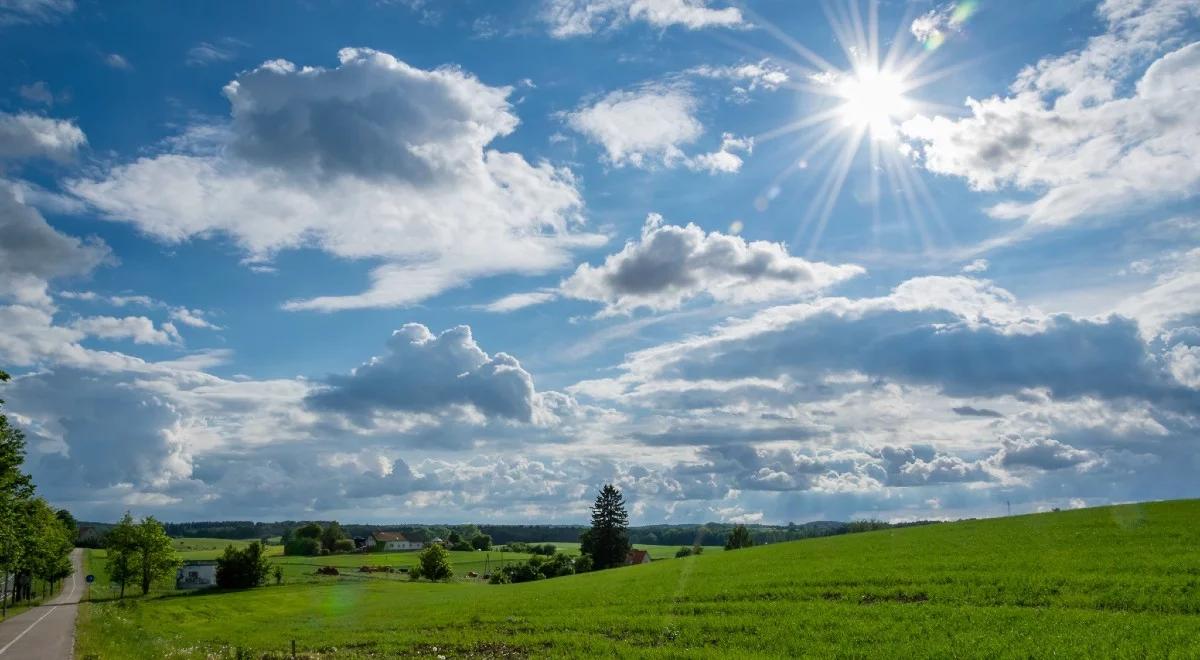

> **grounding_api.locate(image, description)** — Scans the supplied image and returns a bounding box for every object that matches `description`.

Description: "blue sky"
[1,0,1197,524]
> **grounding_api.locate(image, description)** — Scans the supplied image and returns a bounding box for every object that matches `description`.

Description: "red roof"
[627,549,650,564]
[372,531,409,542]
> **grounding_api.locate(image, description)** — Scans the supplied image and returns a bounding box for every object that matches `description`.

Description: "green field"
[76,500,1200,658]
[172,537,286,560]
[534,542,724,560]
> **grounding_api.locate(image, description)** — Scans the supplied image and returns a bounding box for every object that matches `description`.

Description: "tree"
[273,564,283,585]
[320,522,345,553]
[215,542,271,589]
[105,513,139,599]
[135,516,179,595]
[0,369,33,615]
[447,530,462,545]
[725,525,754,550]
[294,523,322,539]
[580,484,631,570]
[413,543,453,582]
[470,534,492,551]
[55,509,78,544]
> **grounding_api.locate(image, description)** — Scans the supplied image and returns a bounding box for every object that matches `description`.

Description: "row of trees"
[104,513,181,598]
[0,370,76,617]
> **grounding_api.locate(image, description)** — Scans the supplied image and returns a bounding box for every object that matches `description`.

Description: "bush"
[676,545,705,558]
[332,538,355,553]
[451,541,474,551]
[284,537,321,556]
[414,543,453,582]
[471,534,493,551]
[315,566,339,576]
[215,542,271,589]
[574,554,593,573]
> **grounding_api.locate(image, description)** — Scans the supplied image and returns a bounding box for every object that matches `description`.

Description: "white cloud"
[67,48,602,311]
[0,184,109,306]
[962,258,989,274]
[0,111,86,162]
[104,53,132,70]
[186,40,239,66]
[902,1,1200,226]
[543,0,744,38]
[0,0,73,25]
[18,81,54,106]
[560,213,865,315]
[71,316,181,345]
[566,85,702,168]
[566,85,749,173]
[687,133,752,174]
[169,307,221,330]
[478,290,560,313]
[689,59,788,101]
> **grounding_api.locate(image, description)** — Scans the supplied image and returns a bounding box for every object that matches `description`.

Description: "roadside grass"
[75,500,1200,658]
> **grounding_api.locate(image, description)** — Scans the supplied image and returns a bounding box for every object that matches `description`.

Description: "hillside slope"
[77,500,1200,658]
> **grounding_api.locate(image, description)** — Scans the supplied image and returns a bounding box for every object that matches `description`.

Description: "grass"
[539,542,724,560]
[173,537,286,561]
[75,500,1200,658]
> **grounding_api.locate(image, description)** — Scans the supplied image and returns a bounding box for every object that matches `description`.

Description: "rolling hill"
[75,500,1200,658]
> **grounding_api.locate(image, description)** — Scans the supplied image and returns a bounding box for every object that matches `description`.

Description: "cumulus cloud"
[601,276,1195,409]
[307,323,541,423]
[902,1,1200,226]
[543,0,744,38]
[67,48,601,311]
[559,213,864,315]
[996,436,1099,471]
[0,184,109,305]
[0,111,86,162]
[566,85,702,169]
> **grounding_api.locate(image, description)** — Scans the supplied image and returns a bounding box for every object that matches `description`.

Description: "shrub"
[471,534,492,551]
[284,537,321,556]
[451,541,474,551]
[414,543,453,582]
[332,538,355,553]
[574,554,593,573]
[725,525,754,550]
[215,542,271,588]
[676,547,693,558]
[315,566,339,576]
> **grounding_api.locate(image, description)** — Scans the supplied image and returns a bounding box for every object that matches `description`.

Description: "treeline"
[0,370,76,617]
[107,519,940,547]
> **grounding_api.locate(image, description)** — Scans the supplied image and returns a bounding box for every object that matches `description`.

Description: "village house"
[176,560,218,589]
[626,549,652,565]
[364,531,423,551]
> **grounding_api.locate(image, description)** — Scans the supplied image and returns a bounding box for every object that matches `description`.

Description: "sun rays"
[739,0,976,256]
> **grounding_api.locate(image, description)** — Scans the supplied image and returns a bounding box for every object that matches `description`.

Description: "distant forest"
[76,518,941,548]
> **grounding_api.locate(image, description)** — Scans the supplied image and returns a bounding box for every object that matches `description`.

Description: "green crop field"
[75,500,1200,658]
[172,537,286,561]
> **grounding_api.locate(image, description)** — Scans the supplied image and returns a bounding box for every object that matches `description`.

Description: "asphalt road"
[0,549,84,659]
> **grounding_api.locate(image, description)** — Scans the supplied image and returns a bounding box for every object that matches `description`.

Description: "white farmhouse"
[176,560,217,589]
[364,531,423,551]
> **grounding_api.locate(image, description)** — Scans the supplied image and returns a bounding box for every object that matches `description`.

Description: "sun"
[834,67,911,138]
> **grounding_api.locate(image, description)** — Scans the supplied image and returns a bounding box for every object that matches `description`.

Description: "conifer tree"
[580,484,631,570]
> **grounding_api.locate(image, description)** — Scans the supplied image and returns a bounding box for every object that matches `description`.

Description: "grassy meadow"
[75,500,1200,658]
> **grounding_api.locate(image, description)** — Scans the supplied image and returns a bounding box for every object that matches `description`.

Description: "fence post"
[291,639,296,658]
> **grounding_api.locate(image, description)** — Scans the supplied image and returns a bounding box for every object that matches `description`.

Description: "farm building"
[626,549,652,565]
[176,560,217,589]
[364,531,423,551]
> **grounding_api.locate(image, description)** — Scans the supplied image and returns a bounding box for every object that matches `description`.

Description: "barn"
[626,549,652,565]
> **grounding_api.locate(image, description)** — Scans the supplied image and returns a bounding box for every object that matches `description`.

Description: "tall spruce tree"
[580,484,631,570]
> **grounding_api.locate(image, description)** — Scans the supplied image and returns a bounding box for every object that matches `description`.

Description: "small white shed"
[176,560,217,589]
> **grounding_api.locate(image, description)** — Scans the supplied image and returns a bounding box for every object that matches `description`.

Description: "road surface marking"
[0,556,80,656]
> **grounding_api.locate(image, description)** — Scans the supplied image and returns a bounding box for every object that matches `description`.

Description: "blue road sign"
[86,574,95,583]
